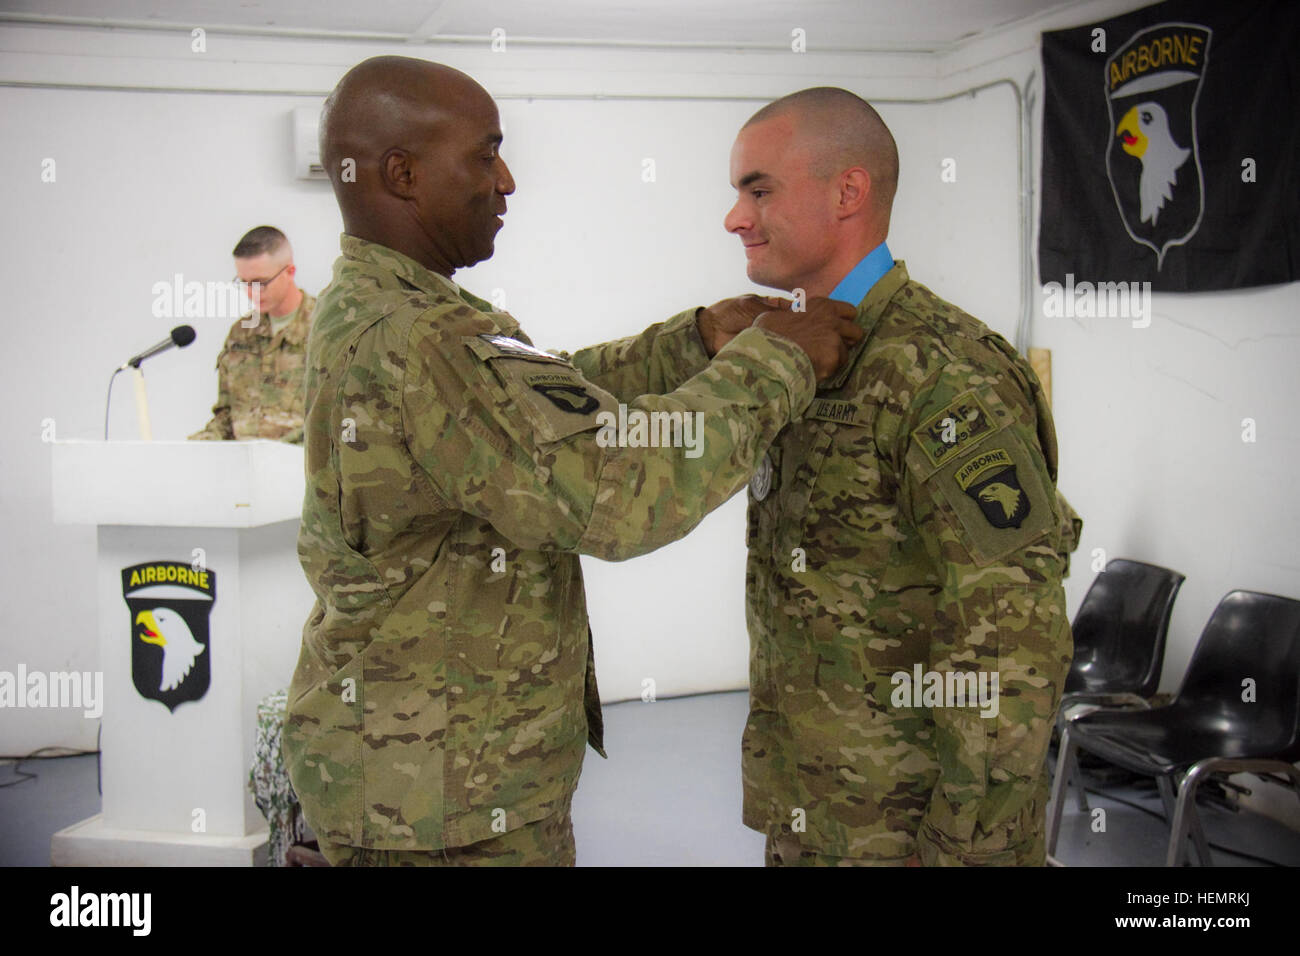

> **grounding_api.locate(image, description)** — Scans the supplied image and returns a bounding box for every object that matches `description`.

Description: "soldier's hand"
[697,294,790,357]
[753,297,862,382]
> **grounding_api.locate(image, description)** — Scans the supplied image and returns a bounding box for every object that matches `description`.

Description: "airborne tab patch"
[955,448,1030,529]
[912,391,994,468]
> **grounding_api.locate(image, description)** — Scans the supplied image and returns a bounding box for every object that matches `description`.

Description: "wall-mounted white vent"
[292,106,327,180]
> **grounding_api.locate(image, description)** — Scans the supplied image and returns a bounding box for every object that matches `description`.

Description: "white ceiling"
[0,0,1092,50]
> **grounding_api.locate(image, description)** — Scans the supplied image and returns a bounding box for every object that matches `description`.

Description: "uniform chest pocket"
[771,421,834,561]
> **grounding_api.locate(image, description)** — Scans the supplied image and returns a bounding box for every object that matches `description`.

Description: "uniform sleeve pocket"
[463,335,617,445]
[907,430,1055,567]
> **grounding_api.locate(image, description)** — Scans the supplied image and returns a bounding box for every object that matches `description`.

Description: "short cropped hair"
[746,87,899,218]
[232,225,289,259]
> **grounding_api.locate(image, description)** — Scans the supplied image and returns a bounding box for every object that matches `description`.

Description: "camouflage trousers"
[764,773,1050,867]
[764,830,915,867]
[316,794,575,867]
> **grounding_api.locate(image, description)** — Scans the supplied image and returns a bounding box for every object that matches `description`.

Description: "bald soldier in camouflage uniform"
[189,226,315,443]
[283,58,860,866]
[690,89,1076,865]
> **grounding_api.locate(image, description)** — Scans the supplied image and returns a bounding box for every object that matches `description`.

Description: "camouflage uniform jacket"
[739,262,1073,865]
[284,235,816,851]
[188,292,316,443]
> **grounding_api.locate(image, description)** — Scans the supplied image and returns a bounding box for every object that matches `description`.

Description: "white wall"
[0,20,1020,755]
[3,0,1297,817]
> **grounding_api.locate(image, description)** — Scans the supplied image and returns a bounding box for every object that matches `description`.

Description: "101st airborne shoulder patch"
[465,332,610,442]
[932,437,1055,566]
[954,448,1029,529]
[525,372,600,415]
[911,391,995,469]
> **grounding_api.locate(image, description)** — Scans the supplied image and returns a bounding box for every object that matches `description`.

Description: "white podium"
[48,440,315,866]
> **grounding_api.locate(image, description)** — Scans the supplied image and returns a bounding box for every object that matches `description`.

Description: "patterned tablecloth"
[249,688,306,866]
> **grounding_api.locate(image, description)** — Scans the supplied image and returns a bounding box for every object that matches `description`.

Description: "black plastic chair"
[1065,558,1185,700]
[1053,559,1186,813]
[1047,590,1300,865]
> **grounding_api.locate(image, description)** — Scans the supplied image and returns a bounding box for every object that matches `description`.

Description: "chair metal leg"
[1166,758,1300,867]
[1054,694,1153,815]
[1166,767,1213,866]
[1156,774,1178,819]
[1046,726,1077,856]
[1155,774,1213,866]
[1071,748,1090,812]
[1186,789,1213,866]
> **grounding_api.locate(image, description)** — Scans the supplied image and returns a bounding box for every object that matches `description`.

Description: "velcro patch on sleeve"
[463,334,614,444]
[518,372,599,415]
[913,436,1055,565]
[910,390,996,470]
[954,448,1031,530]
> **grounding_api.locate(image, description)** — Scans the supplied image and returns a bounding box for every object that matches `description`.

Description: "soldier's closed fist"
[697,294,790,356]
[754,297,862,382]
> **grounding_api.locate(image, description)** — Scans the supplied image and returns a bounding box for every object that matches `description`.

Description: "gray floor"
[0,747,103,867]
[3,690,1298,866]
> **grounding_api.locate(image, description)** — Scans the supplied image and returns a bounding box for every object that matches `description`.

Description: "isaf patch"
[955,448,1030,529]
[912,391,994,468]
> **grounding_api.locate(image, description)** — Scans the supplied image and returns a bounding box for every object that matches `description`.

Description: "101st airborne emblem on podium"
[122,561,216,712]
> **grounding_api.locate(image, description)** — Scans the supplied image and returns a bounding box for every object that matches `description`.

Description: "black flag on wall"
[1039,0,1299,291]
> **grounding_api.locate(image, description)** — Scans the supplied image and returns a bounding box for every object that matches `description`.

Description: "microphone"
[120,325,196,370]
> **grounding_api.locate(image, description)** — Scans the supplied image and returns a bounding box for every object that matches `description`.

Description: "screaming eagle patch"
[525,373,600,415]
[123,561,215,712]
[955,448,1029,529]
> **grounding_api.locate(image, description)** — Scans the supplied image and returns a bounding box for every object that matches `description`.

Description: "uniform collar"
[817,259,910,393]
[245,289,313,342]
[340,234,462,298]
[828,241,893,306]
[275,291,315,345]
[338,234,519,335]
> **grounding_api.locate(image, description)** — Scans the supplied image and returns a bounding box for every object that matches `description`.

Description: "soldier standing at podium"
[189,226,316,444]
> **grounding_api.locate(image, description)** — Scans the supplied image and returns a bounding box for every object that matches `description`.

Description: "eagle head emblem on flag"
[1105,23,1211,269]
[123,561,215,712]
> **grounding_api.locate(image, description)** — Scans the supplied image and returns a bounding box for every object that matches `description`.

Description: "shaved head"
[319,56,514,276]
[724,87,899,295]
[744,87,899,226]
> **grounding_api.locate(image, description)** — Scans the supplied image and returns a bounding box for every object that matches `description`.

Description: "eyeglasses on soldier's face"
[232,262,290,288]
